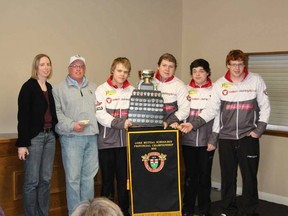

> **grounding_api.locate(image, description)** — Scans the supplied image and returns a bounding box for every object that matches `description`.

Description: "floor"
[193,187,288,216]
[210,187,222,202]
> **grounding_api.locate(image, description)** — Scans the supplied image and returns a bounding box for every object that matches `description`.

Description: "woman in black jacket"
[16,54,57,216]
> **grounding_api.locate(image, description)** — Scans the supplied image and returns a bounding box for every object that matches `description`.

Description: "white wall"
[0,0,182,133]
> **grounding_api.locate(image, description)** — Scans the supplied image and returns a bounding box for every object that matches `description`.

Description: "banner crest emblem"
[141,152,166,173]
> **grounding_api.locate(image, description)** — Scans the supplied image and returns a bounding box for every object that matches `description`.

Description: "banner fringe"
[132,212,181,216]
[127,179,130,190]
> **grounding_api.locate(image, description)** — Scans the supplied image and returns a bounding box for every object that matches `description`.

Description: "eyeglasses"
[70,64,85,69]
[230,63,245,68]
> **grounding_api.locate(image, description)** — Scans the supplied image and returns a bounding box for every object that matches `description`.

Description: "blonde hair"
[110,57,131,75]
[31,54,53,80]
[71,197,124,216]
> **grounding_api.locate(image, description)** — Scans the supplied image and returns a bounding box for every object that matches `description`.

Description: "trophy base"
[128,89,164,127]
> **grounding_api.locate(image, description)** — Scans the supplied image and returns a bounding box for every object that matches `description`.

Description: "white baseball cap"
[68,55,86,66]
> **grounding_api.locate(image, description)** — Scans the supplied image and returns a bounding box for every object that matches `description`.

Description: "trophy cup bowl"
[138,69,155,84]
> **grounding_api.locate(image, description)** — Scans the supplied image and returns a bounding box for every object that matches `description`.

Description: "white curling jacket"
[95,76,134,149]
[153,71,190,124]
[182,78,218,147]
[197,69,270,140]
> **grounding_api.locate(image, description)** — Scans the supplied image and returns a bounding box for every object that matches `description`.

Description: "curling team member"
[181,59,218,216]
[95,57,134,216]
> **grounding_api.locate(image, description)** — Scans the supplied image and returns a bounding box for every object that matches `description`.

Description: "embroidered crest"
[141,152,167,173]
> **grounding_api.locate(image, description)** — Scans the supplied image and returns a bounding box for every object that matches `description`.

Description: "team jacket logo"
[106,97,112,103]
[188,90,198,95]
[96,100,103,111]
[106,90,116,95]
[222,89,228,96]
[222,83,232,96]
[222,83,233,88]
[141,152,167,173]
[96,100,102,106]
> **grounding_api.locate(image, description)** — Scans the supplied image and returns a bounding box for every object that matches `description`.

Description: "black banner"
[127,128,181,216]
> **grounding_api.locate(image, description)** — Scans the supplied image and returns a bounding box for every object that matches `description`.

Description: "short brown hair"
[31,54,52,80]
[157,53,177,69]
[110,57,131,75]
[226,49,246,66]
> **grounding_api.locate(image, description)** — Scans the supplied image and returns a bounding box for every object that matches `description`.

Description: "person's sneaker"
[220,214,227,216]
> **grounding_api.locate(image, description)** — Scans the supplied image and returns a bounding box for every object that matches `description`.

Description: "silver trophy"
[129,69,164,127]
[138,69,155,91]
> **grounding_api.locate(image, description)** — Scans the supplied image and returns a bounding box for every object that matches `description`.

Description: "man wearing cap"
[53,55,99,215]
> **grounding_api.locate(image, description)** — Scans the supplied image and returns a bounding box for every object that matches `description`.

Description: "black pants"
[182,145,215,214]
[99,147,130,214]
[219,136,259,215]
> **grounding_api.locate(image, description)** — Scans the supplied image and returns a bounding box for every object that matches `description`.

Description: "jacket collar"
[189,77,212,88]
[107,75,130,89]
[224,67,249,82]
[66,75,88,88]
[155,70,174,82]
